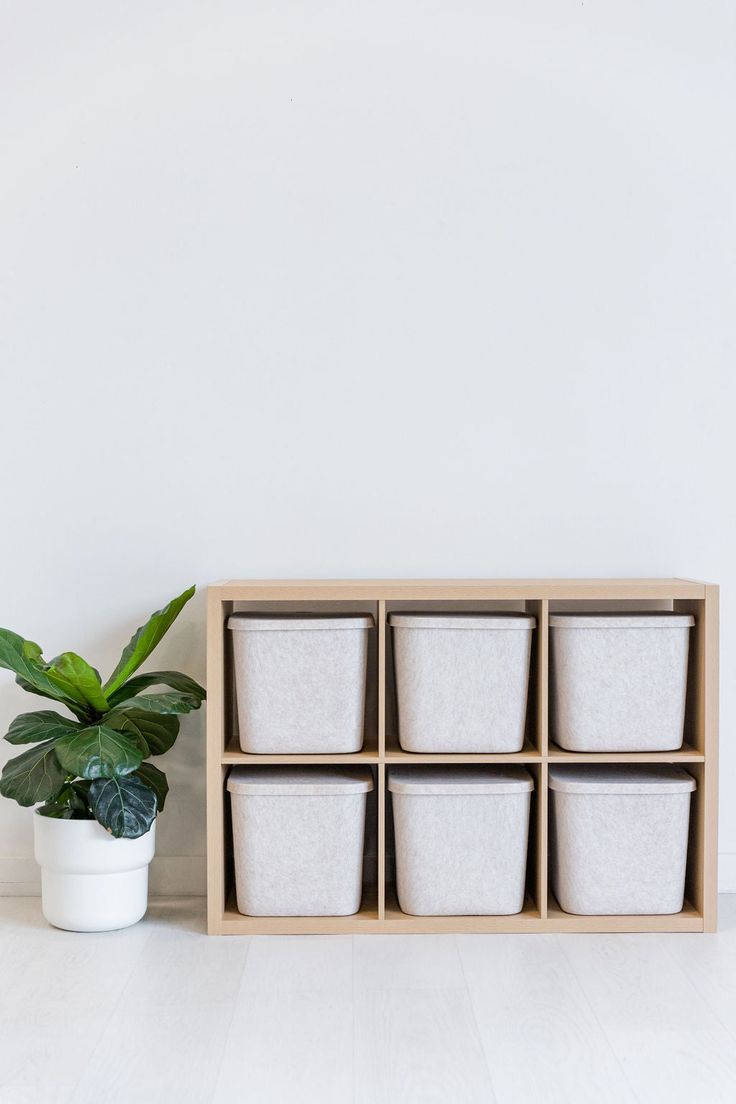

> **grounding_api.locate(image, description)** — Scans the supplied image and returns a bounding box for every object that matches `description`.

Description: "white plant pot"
[34,812,156,932]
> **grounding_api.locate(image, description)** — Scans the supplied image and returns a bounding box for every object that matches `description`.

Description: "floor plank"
[458,933,635,1104]
[559,932,736,1104]
[354,987,496,1104]
[212,935,353,1104]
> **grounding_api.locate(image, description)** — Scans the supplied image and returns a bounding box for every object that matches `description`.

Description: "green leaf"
[46,653,109,714]
[54,724,144,780]
[22,640,43,662]
[135,761,169,812]
[4,710,80,745]
[0,740,66,806]
[90,774,157,838]
[107,690,201,718]
[103,587,196,697]
[0,629,86,716]
[14,677,88,720]
[38,782,91,819]
[108,710,179,756]
[37,802,74,819]
[106,670,205,709]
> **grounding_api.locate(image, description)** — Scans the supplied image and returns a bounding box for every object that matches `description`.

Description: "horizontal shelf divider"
[222,750,381,765]
[547,741,704,763]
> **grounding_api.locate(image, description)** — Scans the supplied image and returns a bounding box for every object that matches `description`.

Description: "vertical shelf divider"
[528,598,549,918]
[377,599,387,919]
[538,598,549,919]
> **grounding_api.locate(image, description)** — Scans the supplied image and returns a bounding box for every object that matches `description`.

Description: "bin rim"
[388,766,533,795]
[549,613,694,630]
[388,612,536,631]
[228,613,374,632]
[227,766,374,796]
[548,765,696,795]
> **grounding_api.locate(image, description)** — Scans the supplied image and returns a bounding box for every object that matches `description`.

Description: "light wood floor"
[2,895,736,1103]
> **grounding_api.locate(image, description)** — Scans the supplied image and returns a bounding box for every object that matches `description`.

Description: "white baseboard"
[718,853,736,894]
[2,854,735,898]
[0,856,206,897]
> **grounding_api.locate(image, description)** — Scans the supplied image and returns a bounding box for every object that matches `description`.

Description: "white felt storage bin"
[389,767,533,915]
[228,614,374,753]
[227,767,373,916]
[389,613,536,753]
[549,613,694,752]
[549,766,695,915]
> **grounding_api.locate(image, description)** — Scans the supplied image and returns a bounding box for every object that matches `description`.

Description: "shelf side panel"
[703,585,719,931]
[206,591,227,934]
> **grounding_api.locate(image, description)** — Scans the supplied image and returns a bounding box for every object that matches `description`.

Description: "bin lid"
[228,613,374,632]
[548,765,696,795]
[549,613,694,630]
[388,613,536,631]
[227,766,374,796]
[388,766,533,795]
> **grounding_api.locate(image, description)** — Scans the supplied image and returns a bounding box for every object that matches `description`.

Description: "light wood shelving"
[206,579,719,935]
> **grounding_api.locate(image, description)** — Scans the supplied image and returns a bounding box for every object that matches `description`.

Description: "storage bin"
[549,612,694,752]
[228,614,374,753]
[388,767,533,915]
[227,767,373,916]
[389,613,536,753]
[549,766,695,915]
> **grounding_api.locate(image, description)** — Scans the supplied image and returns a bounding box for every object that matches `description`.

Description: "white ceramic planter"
[389,766,533,915]
[549,613,694,751]
[228,614,374,754]
[227,766,373,916]
[389,613,536,753]
[549,766,695,915]
[34,813,155,932]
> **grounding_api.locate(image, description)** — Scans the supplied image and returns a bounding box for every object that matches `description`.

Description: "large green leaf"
[90,774,157,838]
[135,761,169,812]
[54,724,144,780]
[108,710,179,756]
[14,677,88,720]
[103,587,196,697]
[107,690,201,718]
[0,740,66,806]
[0,629,86,716]
[106,670,205,709]
[4,710,80,745]
[46,653,109,714]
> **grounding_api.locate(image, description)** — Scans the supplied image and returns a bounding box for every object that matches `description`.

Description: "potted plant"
[0,586,205,932]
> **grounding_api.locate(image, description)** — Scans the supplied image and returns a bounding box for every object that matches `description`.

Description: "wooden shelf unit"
[206,579,719,935]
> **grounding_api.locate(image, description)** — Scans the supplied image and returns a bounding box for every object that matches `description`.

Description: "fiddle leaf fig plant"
[0,586,205,838]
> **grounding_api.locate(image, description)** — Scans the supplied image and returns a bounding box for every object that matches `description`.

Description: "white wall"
[1,0,734,894]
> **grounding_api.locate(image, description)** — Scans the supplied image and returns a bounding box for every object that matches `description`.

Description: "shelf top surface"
[211,578,708,599]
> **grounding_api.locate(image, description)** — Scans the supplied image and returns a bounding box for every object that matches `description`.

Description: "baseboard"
[718,853,736,894]
[0,856,206,897]
[2,854,734,898]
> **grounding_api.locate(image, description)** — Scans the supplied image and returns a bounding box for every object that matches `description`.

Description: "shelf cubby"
[206,578,718,935]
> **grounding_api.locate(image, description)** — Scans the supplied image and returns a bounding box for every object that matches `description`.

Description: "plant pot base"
[41,867,150,932]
